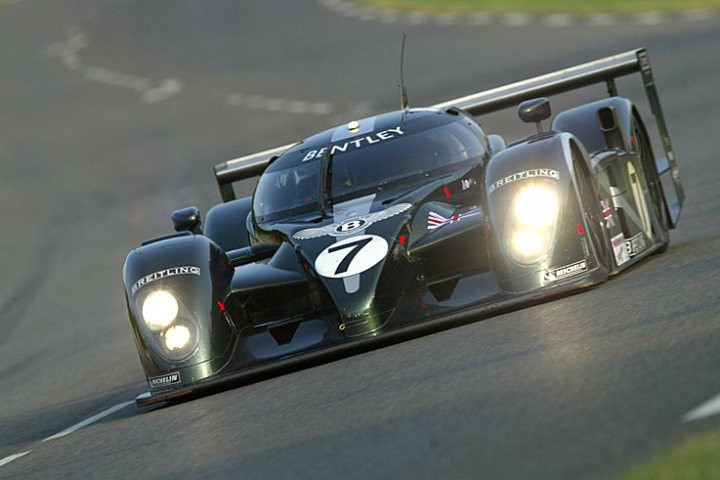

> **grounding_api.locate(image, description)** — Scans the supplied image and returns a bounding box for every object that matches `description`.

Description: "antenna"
[399,34,409,117]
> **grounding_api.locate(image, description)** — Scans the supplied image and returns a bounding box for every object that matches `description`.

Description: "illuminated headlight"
[160,319,199,361]
[163,325,191,351]
[142,290,179,330]
[513,185,559,228]
[510,228,552,262]
[511,228,544,254]
[507,184,559,264]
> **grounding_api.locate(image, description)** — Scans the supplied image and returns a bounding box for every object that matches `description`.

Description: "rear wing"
[214,48,683,226]
[213,143,294,203]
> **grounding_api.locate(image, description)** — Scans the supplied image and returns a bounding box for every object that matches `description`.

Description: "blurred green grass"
[618,430,720,480]
[353,0,720,13]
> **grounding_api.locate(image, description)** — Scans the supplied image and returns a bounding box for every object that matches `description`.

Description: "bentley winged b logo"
[293,203,412,240]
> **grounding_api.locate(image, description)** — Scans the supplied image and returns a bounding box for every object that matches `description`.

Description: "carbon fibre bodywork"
[124,49,682,406]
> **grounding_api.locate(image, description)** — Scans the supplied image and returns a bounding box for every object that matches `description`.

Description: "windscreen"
[253,117,487,222]
[253,161,321,221]
[329,120,486,202]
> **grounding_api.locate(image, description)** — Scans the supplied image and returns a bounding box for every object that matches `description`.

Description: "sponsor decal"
[461,177,477,191]
[301,127,405,162]
[293,203,411,240]
[543,260,588,283]
[611,233,630,266]
[427,208,481,231]
[601,199,615,228]
[148,371,181,389]
[314,234,389,279]
[131,266,200,294]
[488,169,559,194]
[625,232,647,257]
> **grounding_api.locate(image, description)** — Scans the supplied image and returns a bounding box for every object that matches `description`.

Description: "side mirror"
[518,97,551,133]
[172,206,202,234]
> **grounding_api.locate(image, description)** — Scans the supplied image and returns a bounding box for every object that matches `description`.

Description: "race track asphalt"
[0,1,719,478]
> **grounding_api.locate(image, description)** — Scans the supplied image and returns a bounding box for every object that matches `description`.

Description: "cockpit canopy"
[253,109,488,223]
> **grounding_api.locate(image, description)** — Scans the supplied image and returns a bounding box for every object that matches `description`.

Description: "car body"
[124,48,684,406]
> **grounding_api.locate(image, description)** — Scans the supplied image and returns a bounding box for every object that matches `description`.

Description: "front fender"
[123,233,235,388]
[485,132,596,292]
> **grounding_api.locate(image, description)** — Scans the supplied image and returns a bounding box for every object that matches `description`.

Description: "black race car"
[124,48,683,406]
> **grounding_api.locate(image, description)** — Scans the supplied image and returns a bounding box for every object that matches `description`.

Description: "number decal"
[327,237,373,275]
[314,234,389,279]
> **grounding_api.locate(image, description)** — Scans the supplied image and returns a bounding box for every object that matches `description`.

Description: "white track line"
[635,11,665,25]
[46,28,183,103]
[43,401,133,442]
[544,13,574,27]
[0,400,134,471]
[683,9,716,22]
[226,92,333,115]
[682,393,720,422]
[316,0,718,28]
[0,451,31,468]
[502,13,533,26]
[587,13,617,26]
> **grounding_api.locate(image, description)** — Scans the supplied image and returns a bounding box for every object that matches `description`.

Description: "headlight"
[511,228,544,255]
[160,319,199,361]
[513,185,559,228]
[507,184,559,264]
[142,290,179,330]
[163,324,191,351]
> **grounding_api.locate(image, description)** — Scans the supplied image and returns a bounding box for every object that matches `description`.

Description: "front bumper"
[136,268,602,407]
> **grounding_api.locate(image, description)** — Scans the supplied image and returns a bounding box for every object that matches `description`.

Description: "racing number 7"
[327,237,373,275]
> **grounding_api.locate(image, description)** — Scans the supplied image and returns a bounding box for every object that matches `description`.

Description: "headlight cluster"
[140,290,198,361]
[142,291,179,330]
[507,184,559,264]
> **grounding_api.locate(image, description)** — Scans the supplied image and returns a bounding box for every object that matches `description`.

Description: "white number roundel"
[314,234,389,279]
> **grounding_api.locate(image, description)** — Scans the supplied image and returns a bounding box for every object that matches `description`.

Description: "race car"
[124,48,684,406]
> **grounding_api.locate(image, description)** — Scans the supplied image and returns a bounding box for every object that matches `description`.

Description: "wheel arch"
[484,132,607,292]
[552,97,635,155]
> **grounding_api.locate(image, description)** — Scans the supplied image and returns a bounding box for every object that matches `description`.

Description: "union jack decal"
[427,208,481,231]
[601,199,615,228]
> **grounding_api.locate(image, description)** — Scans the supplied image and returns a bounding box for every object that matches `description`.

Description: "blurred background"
[0,1,718,478]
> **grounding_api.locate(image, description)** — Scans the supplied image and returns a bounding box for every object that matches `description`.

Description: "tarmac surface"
[0,1,719,478]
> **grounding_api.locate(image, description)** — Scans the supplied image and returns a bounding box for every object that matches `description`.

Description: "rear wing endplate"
[214,48,683,226]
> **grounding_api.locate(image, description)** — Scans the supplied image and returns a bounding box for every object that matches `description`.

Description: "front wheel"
[571,143,612,279]
[633,121,670,254]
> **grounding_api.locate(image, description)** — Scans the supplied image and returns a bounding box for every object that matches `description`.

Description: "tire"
[570,141,612,277]
[632,118,670,254]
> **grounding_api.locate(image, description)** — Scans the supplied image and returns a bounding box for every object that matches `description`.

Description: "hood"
[280,194,414,334]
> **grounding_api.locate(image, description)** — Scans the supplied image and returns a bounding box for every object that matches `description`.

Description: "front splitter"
[136,272,600,407]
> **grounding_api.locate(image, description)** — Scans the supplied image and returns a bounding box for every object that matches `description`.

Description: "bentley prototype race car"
[125,48,684,406]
